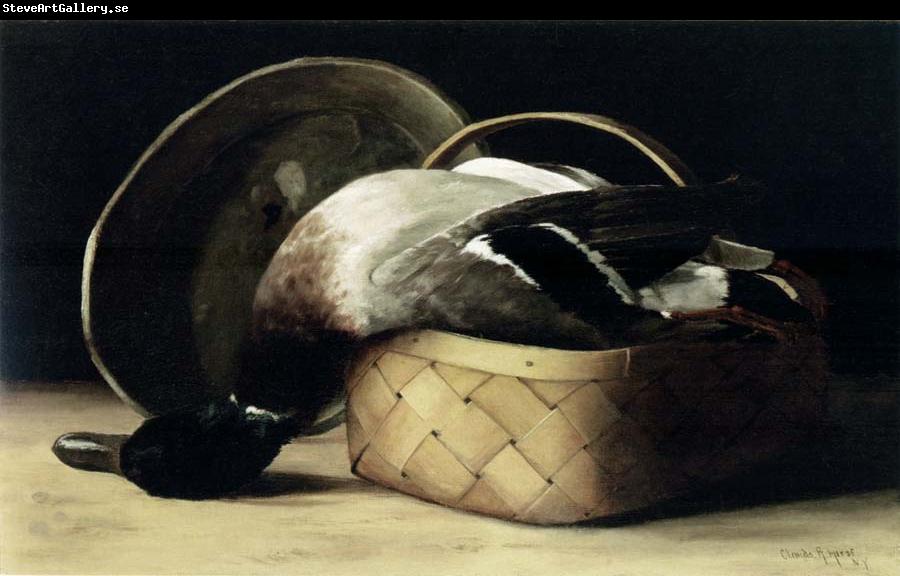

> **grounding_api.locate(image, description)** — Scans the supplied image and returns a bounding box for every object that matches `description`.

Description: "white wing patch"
[701,236,775,271]
[532,222,636,305]
[462,234,540,287]
[638,261,729,313]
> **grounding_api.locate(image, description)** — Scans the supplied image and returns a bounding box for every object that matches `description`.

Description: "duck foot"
[772,259,814,282]
[668,306,787,341]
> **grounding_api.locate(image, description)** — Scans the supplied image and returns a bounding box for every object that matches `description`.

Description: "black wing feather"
[461,179,759,288]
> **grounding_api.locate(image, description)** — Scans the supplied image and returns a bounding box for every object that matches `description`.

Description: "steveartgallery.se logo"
[2,2,128,14]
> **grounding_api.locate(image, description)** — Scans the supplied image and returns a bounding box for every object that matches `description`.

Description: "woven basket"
[346,330,826,525]
[345,113,828,524]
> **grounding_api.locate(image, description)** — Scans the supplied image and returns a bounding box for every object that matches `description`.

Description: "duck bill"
[52,432,129,476]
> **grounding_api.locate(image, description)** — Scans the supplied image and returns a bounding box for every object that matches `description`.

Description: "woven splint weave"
[346,330,827,525]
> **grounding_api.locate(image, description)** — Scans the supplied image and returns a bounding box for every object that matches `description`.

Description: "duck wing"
[374,179,758,290]
[371,179,759,347]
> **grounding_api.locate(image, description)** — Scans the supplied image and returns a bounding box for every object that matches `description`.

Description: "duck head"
[54,399,298,499]
[119,399,296,499]
[54,331,354,499]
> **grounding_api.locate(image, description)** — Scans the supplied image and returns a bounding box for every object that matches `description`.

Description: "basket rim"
[370,329,635,381]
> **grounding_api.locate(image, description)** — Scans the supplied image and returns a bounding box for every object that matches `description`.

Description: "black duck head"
[117,399,299,499]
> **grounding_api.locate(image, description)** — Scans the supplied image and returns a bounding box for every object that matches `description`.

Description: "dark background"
[1,21,897,381]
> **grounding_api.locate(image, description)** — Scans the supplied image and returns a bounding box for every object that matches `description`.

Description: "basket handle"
[422,112,698,187]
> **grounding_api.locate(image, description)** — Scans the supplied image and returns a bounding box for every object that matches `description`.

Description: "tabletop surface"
[1,380,897,576]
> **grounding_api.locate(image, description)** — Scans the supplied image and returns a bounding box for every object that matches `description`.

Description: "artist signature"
[779,546,870,571]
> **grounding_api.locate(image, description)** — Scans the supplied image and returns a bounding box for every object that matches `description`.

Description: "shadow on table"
[585,375,900,527]
[222,376,898,520]
[227,472,373,500]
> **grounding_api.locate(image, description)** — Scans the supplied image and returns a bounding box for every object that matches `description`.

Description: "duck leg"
[772,259,814,282]
[668,306,787,340]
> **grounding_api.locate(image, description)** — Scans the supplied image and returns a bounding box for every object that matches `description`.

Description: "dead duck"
[55,160,821,499]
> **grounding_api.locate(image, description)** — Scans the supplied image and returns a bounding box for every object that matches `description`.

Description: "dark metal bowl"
[83,57,481,416]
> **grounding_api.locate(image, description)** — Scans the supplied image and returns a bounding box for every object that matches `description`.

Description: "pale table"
[1,380,897,575]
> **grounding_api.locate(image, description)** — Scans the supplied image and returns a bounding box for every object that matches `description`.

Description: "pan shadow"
[583,375,899,527]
